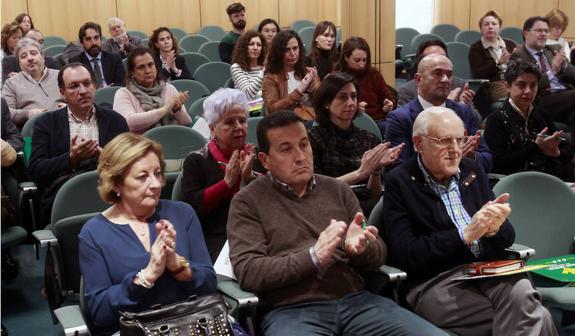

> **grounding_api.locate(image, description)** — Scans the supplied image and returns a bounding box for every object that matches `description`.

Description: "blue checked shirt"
[417,156,480,257]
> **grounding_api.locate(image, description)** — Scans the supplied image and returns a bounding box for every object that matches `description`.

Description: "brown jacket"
[262,71,321,121]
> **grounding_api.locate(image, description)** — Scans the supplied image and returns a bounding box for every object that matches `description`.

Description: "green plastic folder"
[527,254,575,283]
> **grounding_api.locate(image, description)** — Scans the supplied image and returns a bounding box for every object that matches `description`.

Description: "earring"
[116,192,120,197]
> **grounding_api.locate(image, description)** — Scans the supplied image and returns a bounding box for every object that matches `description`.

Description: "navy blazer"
[29,105,128,188]
[385,98,492,173]
[383,156,515,286]
[70,51,126,87]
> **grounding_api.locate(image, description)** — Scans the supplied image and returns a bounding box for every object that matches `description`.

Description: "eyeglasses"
[424,135,468,147]
[530,28,549,34]
[65,80,94,92]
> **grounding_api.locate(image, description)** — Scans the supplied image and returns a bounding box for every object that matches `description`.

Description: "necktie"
[91,57,103,88]
[536,52,548,74]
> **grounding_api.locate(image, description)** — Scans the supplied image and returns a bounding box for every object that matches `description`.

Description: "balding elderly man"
[102,17,142,59]
[2,37,63,127]
[383,107,557,336]
[386,54,492,173]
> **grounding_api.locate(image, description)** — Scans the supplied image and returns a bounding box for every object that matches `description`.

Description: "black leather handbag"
[119,294,233,336]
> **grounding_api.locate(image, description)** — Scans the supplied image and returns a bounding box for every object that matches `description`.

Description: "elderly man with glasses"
[382,106,557,336]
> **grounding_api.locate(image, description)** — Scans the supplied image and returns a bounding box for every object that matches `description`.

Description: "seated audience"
[230,31,266,101]
[113,47,191,134]
[263,30,320,120]
[149,27,191,81]
[306,21,338,80]
[386,54,492,173]
[485,61,574,180]
[2,38,62,127]
[1,22,22,57]
[2,29,61,83]
[228,110,445,336]
[181,88,263,261]
[257,18,279,48]
[383,106,557,336]
[546,9,571,62]
[511,16,575,146]
[14,13,33,35]
[79,133,216,335]
[219,2,246,64]
[309,72,403,215]
[398,40,476,107]
[102,17,143,59]
[70,22,125,88]
[29,62,128,224]
[336,36,396,122]
[469,10,517,114]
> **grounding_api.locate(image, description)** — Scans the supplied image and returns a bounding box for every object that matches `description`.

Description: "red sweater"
[351,68,396,121]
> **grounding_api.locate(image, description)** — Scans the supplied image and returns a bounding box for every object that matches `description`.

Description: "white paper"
[214,240,236,280]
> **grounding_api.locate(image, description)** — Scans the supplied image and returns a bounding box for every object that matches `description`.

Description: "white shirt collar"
[417,95,446,110]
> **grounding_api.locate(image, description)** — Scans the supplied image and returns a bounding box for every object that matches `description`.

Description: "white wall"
[395,0,434,34]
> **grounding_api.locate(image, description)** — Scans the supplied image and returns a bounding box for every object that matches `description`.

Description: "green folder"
[527,254,575,283]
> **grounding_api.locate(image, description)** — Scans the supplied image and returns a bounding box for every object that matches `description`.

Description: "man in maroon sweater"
[227,110,443,335]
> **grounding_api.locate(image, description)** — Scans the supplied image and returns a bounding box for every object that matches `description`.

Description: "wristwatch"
[171,256,190,275]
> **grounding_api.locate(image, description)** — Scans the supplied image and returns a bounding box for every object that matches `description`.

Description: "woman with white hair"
[181,88,264,261]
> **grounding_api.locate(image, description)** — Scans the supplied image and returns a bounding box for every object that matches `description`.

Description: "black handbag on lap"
[119,294,233,336]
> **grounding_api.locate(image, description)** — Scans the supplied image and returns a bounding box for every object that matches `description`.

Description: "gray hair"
[203,88,249,126]
[15,37,42,58]
[107,17,125,29]
[413,106,463,136]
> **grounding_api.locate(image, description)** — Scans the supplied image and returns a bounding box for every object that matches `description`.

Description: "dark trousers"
[261,290,445,336]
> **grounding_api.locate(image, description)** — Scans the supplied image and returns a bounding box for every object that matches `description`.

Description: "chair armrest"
[54,305,90,336]
[217,277,259,308]
[506,243,536,260]
[32,229,58,247]
[18,181,38,193]
[378,264,407,282]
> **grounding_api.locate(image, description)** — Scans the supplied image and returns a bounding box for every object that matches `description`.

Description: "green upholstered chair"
[430,24,460,42]
[197,26,226,41]
[493,171,575,330]
[353,113,382,141]
[170,79,211,110]
[180,35,210,53]
[454,30,482,46]
[193,62,231,93]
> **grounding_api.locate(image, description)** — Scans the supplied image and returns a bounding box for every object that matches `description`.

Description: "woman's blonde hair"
[546,9,569,31]
[97,133,165,203]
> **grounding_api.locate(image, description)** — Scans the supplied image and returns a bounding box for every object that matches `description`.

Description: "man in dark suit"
[386,54,492,173]
[70,22,125,88]
[29,62,128,224]
[511,16,575,144]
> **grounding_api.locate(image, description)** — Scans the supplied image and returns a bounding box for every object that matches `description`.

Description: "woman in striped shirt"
[230,31,267,102]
